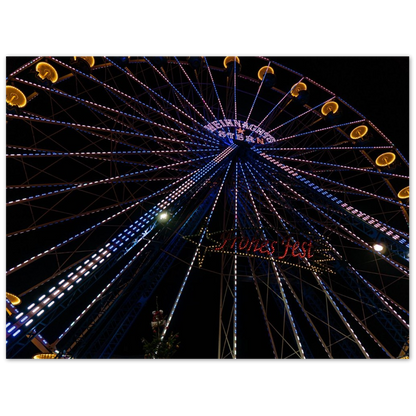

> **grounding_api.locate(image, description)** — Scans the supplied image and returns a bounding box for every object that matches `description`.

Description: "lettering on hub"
[203,118,277,144]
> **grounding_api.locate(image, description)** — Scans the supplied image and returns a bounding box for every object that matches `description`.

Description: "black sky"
[6,56,409,158]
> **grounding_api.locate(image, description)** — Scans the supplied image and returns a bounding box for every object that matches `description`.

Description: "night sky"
[5,54,410,358]
[6,56,409,155]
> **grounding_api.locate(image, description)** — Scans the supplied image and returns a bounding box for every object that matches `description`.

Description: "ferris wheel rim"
[6,56,409,359]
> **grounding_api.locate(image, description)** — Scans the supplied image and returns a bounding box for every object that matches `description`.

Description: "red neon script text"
[215,235,313,259]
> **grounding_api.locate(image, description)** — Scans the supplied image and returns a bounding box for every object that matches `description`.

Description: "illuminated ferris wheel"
[6,56,409,358]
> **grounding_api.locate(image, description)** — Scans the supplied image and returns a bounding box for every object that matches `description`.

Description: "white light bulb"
[373,243,384,252]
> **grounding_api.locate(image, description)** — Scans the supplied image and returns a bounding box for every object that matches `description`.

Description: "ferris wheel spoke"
[55,230,161,347]
[12,60,219,156]
[320,276,397,357]
[269,160,408,209]
[255,154,409,241]
[233,59,238,120]
[6,165,197,275]
[285,181,409,275]
[255,78,302,132]
[7,199,141,275]
[7,111,148,141]
[303,259,371,357]
[203,57,227,119]
[244,162,389,357]
[173,57,236,143]
[239,161,305,358]
[260,152,408,180]
[8,113,209,160]
[245,62,270,124]
[337,262,409,328]
[41,59,223,151]
[267,96,336,136]
[244,161,309,237]
[102,57,224,146]
[6,141,231,260]
[255,157,409,243]
[242,162,335,357]
[173,57,217,120]
[7,57,43,79]
[7,148,221,170]
[162,160,234,341]
[257,119,366,148]
[7,154,235,346]
[245,158,409,280]
[143,57,208,123]
[260,144,394,154]
[7,152,216,207]
[6,204,110,238]
[272,193,409,342]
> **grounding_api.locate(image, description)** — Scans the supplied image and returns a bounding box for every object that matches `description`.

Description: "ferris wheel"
[6,56,409,358]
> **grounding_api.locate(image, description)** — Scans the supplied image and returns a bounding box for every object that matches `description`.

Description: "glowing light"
[35,62,59,83]
[350,125,368,140]
[375,152,396,167]
[6,292,21,306]
[33,354,57,359]
[398,186,409,199]
[6,86,27,108]
[290,82,307,97]
[74,56,95,67]
[223,56,240,68]
[373,243,385,253]
[321,101,339,116]
[157,211,171,224]
[257,66,274,80]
